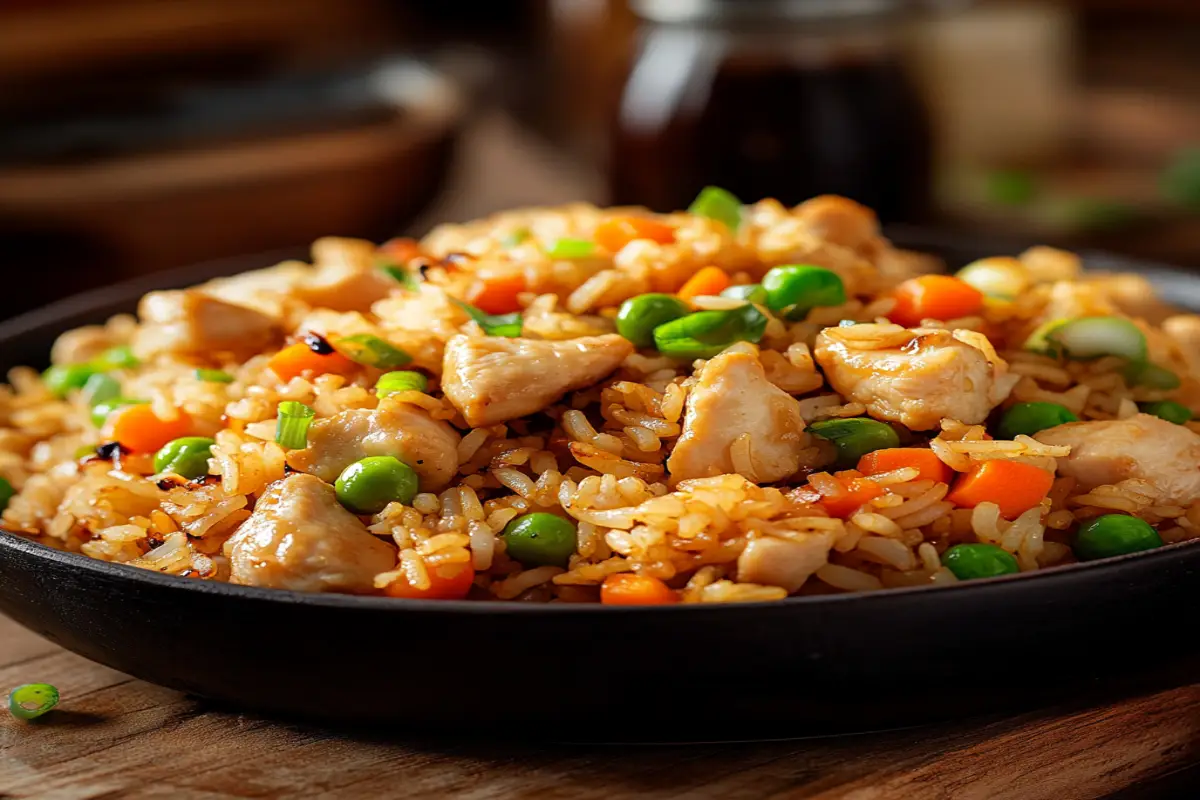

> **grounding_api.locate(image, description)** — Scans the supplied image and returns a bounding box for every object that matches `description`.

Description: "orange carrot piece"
[467,272,527,315]
[379,237,422,264]
[104,405,193,454]
[594,216,676,252]
[678,266,731,301]
[816,473,884,518]
[889,275,984,328]
[601,573,678,605]
[385,561,475,600]
[267,341,356,382]
[857,448,953,484]
[946,460,1054,520]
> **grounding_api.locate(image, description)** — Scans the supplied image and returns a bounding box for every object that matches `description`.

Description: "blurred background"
[1,0,1199,318]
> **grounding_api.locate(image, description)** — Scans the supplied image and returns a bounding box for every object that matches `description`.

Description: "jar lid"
[632,0,909,24]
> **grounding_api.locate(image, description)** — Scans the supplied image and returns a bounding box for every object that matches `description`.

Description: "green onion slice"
[94,345,139,370]
[335,335,412,369]
[452,299,523,338]
[376,371,429,398]
[276,401,316,450]
[1123,361,1181,390]
[1023,317,1070,356]
[501,228,531,248]
[688,186,743,232]
[195,368,235,383]
[8,683,59,720]
[546,238,595,259]
[0,476,13,512]
[81,373,121,407]
[1046,316,1148,361]
[379,261,420,290]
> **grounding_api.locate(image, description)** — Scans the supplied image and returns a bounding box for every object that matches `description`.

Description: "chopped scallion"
[379,261,419,290]
[8,683,58,720]
[336,335,412,369]
[195,368,235,383]
[688,186,743,232]
[501,228,531,248]
[275,401,316,450]
[81,373,120,407]
[1123,361,1181,390]
[452,299,523,338]
[95,345,139,370]
[376,371,429,398]
[546,238,595,259]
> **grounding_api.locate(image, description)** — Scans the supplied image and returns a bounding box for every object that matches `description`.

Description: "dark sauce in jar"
[610,1,933,224]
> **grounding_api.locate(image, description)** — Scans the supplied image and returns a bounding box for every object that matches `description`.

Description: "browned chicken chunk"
[289,400,460,490]
[1034,414,1200,505]
[441,334,633,427]
[736,533,832,593]
[134,289,281,358]
[668,348,809,483]
[224,473,395,593]
[293,237,395,312]
[814,324,1018,430]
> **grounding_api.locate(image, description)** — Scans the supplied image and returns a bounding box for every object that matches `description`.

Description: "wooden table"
[2,614,1199,799]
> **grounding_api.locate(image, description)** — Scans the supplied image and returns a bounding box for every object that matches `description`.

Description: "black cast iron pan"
[2,233,1199,742]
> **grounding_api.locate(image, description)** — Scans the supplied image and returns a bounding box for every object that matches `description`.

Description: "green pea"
[616,294,691,348]
[153,437,216,480]
[0,476,14,513]
[652,304,768,359]
[1074,514,1163,562]
[42,363,100,399]
[761,264,846,321]
[941,543,1020,580]
[501,512,577,568]
[720,283,767,304]
[1138,400,1192,425]
[335,456,419,514]
[806,417,900,470]
[995,402,1078,440]
[91,397,148,428]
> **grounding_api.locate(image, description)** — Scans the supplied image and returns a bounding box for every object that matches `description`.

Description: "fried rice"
[4,193,1200,604]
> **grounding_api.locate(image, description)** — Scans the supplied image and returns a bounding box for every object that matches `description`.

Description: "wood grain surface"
[1,614,1198,799]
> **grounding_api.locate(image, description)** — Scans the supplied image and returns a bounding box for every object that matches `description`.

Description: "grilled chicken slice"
[441,334,633,427]
[1034,413,1200,505]
[224,473,395,593]
[134,289,282,358]
[293,237,395,312]
[667,348,809,483]
[814,324,1018,431]
[736,533,832,593]
[289,400,460,490]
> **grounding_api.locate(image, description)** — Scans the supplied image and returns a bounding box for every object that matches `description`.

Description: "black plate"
[2,234,1199,742]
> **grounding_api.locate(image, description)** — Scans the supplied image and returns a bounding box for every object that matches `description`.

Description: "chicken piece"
[134,289,282,358]
[1020,246,1081,283]
[224,473,395,593]
[50,325,116,366]
[289,401,460,490]
[1164,315,1200,378]
[293,237,395,312]
[794,195,881,256]
[1034,414,1200,505]
[1083,273,1179,324]
[736,533,833,593]
[441,334,633,427]
[667,348,809,482]
[814,324,1018,431]
[201,261,311,323]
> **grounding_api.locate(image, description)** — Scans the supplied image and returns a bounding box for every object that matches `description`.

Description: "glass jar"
[610,0,933,223]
